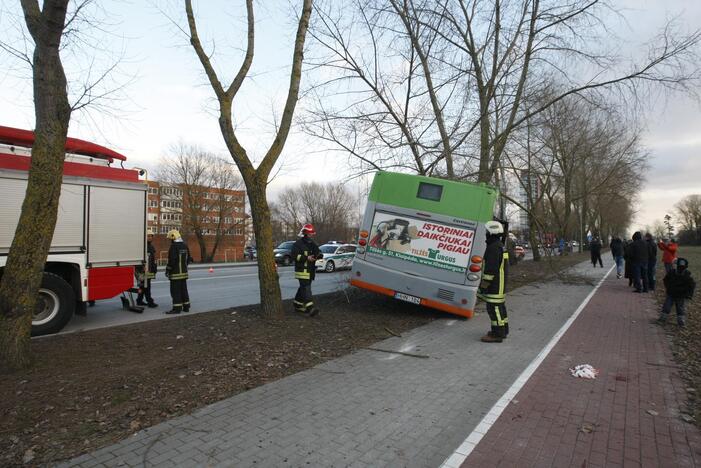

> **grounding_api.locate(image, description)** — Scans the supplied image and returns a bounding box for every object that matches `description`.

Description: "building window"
[235,228,243,235]
[148,213,158,222]
[224,217,232,224]
[148,187,159,195]
[149,200,158,208]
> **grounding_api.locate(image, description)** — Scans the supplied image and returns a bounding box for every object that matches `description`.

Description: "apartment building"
[145,180,247,263]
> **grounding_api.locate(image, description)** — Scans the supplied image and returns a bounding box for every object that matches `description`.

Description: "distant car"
[514,245,525,259]
[274,241,296,265]
[316,243,357,272]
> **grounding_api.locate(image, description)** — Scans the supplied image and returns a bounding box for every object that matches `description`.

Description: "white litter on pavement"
[570,364,599,379]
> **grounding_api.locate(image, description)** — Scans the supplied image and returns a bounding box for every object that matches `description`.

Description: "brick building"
[145,180,246,263]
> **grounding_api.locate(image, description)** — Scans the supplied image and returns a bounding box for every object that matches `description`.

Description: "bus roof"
[367,171,498,222]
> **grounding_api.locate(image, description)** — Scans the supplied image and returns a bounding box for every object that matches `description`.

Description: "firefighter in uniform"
[137,230,158,308]
[292,223,323,316]
[477,221,509,343]
[165,229,191,314]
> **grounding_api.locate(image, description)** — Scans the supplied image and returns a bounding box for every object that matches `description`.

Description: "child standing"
[653,258,695,328]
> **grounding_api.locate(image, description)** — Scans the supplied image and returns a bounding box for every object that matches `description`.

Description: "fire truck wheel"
[31,272,76,336]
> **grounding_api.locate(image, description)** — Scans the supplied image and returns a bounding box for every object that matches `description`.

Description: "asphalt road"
[58,265,352,336]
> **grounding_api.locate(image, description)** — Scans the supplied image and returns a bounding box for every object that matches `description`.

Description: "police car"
[315,243,357,272]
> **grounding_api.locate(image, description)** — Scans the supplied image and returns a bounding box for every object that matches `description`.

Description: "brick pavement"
[460,271,701,468]
[60,262,609,468]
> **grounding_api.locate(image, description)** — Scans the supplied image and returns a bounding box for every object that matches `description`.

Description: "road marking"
[152,272,295,284]
[440,265,614,468]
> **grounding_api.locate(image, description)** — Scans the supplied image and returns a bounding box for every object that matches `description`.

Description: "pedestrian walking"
[136,230,158,308]
[165,229,191,314]
[631,231,649,293]
[645,233,658,291]
[610,236,624,278]
[658,238,678,273]
[624,240,634,287]
[653,258,695,328]
[292,223,323,317]
[589,236,603,267]
[478,221,509,343]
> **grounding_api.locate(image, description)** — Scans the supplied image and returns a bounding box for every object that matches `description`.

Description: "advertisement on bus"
[367,211,475,273]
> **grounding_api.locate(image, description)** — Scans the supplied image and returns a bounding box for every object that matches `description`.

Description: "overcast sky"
[0,0,699,234]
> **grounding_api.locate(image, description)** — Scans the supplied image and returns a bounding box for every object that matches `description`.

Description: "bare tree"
[273,183,359,244]
[675,194,701,244]
[0,0,72,369]
[307,0,701,188]
[185,0,313,319]
[157,143,244,263]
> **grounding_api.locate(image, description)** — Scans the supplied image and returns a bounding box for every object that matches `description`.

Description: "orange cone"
[208,267,214,273]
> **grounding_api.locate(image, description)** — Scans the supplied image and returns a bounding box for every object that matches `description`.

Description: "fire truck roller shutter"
[0,178,84,253]
[88,186,146,265]
[32,272,76,336]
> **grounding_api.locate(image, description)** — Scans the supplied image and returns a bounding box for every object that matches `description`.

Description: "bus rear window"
[417,182,443,201]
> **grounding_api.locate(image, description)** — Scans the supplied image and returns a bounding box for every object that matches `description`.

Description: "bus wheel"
[325,261,335,273]
[32,272,76,336]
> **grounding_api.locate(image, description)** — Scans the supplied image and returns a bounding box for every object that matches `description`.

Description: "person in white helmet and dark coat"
[165,229,192,314]
[292,224,323,316]
[478,221,510,343]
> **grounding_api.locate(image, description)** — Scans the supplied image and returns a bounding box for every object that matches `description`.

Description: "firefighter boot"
[481,333,503,343]
[147,302,158,308]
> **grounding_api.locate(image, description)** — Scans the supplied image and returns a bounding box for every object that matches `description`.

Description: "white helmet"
[485,221,504,235]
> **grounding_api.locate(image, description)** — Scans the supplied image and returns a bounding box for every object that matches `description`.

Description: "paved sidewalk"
[460,272,701,467]
[61,262,608,468]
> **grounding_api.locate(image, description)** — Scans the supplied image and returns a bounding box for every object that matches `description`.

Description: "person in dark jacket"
[292,223,323,316]
[645,233,658,291]
[478,221,510,343]
[631,231,649,293]
[653,258,695,327]
[610,236,624,278]
[137,231,158,308]
[624,240,634,286]
[165,229,192,314]
[589,236,603,268]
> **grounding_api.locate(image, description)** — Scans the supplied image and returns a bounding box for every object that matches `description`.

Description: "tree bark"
[0,0,71,369]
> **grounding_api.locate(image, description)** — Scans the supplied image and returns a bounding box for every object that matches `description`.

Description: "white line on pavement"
[440,264,615,468]
[152,272,295,284]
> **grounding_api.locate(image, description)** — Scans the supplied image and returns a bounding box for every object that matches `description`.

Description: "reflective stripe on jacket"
[292,236,321,281]
[477,238,508,304]
[166,240,190,280]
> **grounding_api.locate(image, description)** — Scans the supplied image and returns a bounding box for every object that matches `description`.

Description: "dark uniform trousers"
[170,279,190,312]
[294,279,313,312]
[486,302,509,337]
[137,278,154,304]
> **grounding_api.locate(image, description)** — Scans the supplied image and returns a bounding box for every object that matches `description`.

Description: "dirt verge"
[0,252,590,466]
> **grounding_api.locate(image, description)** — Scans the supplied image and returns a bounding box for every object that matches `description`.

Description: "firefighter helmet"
[299,223,316,236]
[166,229,181,240]
[485,221,504,235]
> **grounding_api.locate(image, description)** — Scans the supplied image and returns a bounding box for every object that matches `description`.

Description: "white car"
[316,243,357,272]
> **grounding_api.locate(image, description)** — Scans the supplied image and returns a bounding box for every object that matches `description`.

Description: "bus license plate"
[395,292,421,305]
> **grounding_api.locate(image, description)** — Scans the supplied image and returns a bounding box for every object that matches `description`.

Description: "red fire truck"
[0,126,147,336]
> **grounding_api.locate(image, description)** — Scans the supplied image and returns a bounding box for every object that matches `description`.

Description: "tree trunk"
[529,216,541,262]
[195,232,207,263]
[248,179,283,319]
[0,0,71,369]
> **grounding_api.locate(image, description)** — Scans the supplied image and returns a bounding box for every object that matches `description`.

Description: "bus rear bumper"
[349,262,477,318]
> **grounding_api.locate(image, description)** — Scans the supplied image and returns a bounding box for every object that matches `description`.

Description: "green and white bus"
[351,172,498,318]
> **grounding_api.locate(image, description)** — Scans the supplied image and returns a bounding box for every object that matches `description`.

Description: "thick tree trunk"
[248,179,283,319]
[195,233,207,263]
[0,0,71,369]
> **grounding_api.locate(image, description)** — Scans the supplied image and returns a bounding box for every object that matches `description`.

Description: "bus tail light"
[358,238,367,246]
[469,264,481,272]
[471,255,483,263]
[359,230,369,238]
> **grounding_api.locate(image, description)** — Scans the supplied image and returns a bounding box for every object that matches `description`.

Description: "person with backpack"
[653,258,695,328]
